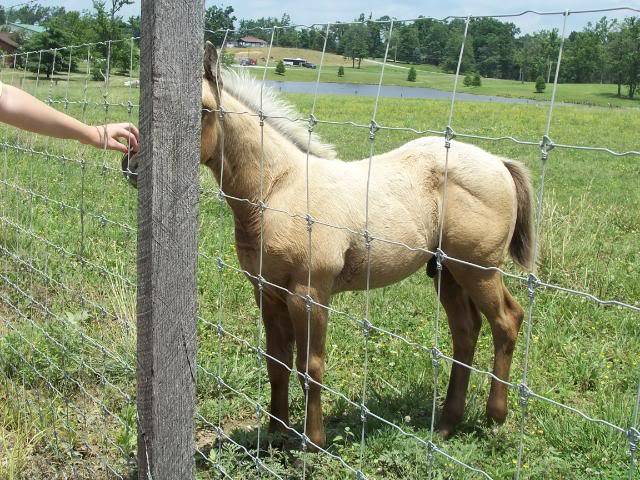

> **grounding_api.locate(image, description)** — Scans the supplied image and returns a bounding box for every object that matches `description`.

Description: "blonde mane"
[222,69,337,159]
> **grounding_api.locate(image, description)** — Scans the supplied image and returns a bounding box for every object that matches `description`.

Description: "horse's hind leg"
[448,266,524,424]
[434,268,482,438]
[258,290,295,434]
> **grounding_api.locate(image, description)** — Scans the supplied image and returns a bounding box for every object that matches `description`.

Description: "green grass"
[233,47,640,109]
[1,70,639,479]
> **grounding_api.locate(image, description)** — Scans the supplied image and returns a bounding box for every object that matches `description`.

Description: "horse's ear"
[204,41,222,85]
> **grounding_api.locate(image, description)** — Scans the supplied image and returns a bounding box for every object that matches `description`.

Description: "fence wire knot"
[360,403,369,423]
[431,346,442,369]
[364,230,373,249]
[356,470,366,480]
[362,317,372,337]
[527,273,539,300]
[628,427,639,453]
[216,256,224,271]
[305,213,315,232]
[218,105,226,120]
[258,109,266,127]
[304,294,313,313]
[217,188,225,203]
[444,125,456,148]
[308,113,318,133]
[257,275,265,292]
[540,135,555,160]
[435,248,446,271]
[369,120,379,141]
[518,382,532,408]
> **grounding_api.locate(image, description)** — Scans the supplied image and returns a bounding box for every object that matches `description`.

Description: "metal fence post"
[137,0,204,478]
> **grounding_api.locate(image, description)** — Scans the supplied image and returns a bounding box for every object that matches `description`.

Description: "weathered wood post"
[137,1,204,478]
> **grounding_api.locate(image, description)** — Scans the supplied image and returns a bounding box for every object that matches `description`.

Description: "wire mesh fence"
[1,5,639,480]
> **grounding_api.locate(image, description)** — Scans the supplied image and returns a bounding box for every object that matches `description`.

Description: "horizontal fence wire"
[0,5,638,480]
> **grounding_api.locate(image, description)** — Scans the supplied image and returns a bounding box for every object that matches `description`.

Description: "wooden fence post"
[137,1,204,478]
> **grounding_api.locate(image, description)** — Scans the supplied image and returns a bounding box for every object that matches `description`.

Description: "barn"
[237,35,268,48]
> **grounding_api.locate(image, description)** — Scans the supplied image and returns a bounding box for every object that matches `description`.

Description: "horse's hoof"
[486,403,508,425]
[437,423,455,439]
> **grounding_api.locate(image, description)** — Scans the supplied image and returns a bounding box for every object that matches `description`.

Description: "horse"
[125,42,534,449]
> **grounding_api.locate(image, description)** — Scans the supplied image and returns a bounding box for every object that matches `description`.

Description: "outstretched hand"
[84,123,140,154]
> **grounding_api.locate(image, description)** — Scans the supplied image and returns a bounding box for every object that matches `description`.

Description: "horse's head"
[122,41,223,188]
[200,41,224,167]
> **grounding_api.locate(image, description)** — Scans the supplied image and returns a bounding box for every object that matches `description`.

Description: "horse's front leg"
[287,282,330,450]
[256,288,295,434]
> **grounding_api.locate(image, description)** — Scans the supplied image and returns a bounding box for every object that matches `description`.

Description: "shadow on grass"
[196,378,492,473]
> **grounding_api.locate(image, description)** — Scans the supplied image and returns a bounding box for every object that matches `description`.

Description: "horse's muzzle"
[121,152,139,188]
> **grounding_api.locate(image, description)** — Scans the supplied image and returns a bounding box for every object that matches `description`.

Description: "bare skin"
[0,83,139,154]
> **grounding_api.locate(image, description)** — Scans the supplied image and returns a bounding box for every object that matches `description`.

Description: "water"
[264,80,544,105]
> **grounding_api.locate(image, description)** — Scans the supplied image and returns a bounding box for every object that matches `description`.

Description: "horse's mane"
[222,69,337,159]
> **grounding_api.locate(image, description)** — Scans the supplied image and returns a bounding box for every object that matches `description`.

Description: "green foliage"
[338,65,345,77]
[204,5,236,47]
[21,25,75,78]
[343,22,369,68]
[222,51,235,67]
[275,60,286,75]
[535,75,546,93]
[463,73,473,87]
[472,72,482,86]
[407,66,417,82]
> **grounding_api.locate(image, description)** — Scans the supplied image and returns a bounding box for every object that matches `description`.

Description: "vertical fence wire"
[514,10,569,479]
[302,21,331,480]
[256,26,277,474]
[428,16,470,476]
[358,19,395,479]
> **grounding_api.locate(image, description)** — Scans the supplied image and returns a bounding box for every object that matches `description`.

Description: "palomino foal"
[132,43,534,448]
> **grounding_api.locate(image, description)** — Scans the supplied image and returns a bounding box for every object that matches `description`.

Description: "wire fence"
[0,5,639,480]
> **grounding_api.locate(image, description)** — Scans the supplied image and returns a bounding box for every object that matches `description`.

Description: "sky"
[7,0,639,34]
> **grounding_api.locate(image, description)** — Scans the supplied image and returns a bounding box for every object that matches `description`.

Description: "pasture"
[1,70,639,479]
[231,47,640,108]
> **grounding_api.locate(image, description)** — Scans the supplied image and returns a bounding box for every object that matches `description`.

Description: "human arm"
[0,83,139,154]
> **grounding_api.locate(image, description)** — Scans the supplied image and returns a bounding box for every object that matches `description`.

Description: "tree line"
[2,3,639,98]
[1,1,139,79]
[206,7,640,99]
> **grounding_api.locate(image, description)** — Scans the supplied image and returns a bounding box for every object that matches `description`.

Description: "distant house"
[6,22,46,37]
[0,32,19,66]
[237,36,268,48]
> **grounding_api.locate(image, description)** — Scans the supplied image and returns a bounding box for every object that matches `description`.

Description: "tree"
[463,73,473,87]
[397,24,420,63]
[608,17,640,99]
[275,60,285,75]
[204,5,236,47]
[342,23,369,68]
[22,25,74,79]
[472,72,482,86]
[407,66,417,82]
[535,75,546,93]
[338,65,344,77]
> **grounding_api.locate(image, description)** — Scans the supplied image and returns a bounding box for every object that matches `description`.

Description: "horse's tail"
[503,160,534,271]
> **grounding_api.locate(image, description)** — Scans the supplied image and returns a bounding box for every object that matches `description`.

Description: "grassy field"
[230,47,640,108]
[0,69,639,479]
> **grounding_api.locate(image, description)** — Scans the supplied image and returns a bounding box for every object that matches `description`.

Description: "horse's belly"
[334,244,430,292]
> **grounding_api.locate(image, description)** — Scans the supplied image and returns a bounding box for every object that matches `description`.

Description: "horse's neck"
[211,94,300,240]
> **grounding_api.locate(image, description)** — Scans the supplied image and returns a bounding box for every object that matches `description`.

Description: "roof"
[239,35,267,44]
[8,22,46,34]
[0,32,19,49]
